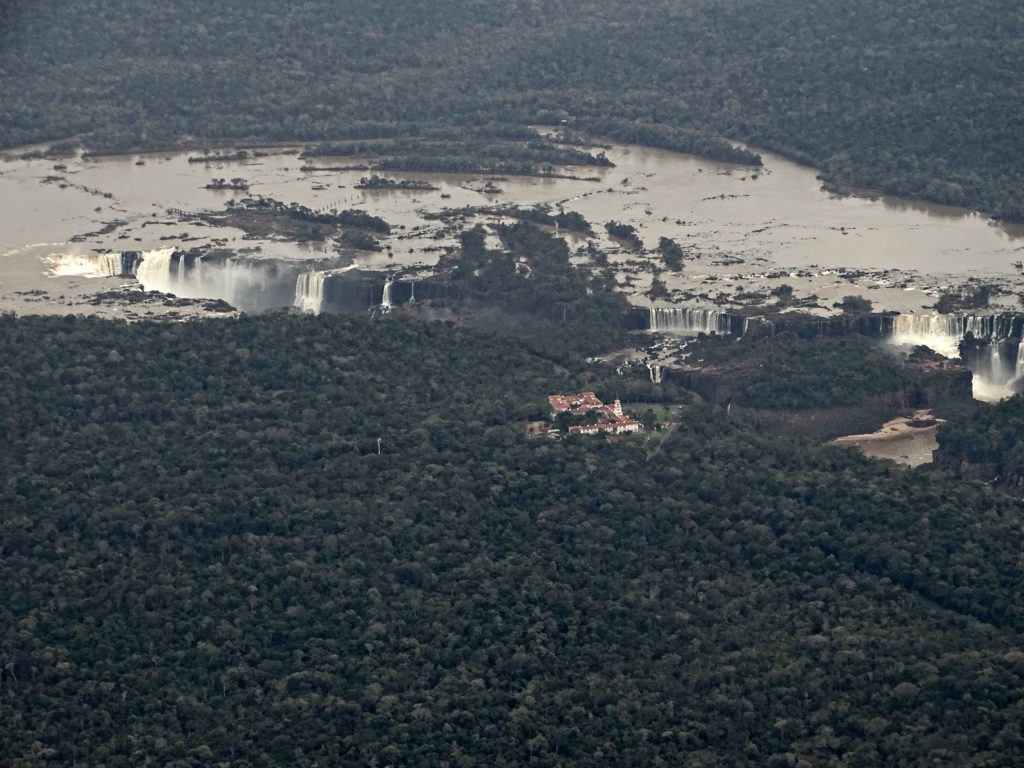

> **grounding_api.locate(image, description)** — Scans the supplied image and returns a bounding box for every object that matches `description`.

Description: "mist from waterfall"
[962,339,1024,402]
[137,250,271,309]
[132,249,300,312]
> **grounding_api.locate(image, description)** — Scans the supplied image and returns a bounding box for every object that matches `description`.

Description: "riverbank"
[830,410,945,467]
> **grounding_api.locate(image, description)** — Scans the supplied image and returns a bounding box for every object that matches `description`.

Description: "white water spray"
[889,314,966,358]
[134,249,288,310]
[648,307,733,335]
[47,251,136,278]
[133,248,179,291]
[294,271,327,313]
[887,312,1024,400]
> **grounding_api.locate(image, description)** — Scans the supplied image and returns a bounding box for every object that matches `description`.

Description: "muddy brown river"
[2,138,1022,320]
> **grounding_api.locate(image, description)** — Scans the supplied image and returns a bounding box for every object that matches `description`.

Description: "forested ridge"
[0,0,1021,218]
[2,313,1024,766]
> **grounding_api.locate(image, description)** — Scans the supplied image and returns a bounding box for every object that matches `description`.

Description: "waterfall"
[119,251,142,276]
[956,339,1024,402]
[888,312,1024,401]
[99,253,122,276]
[381,277,394,312]
[133,248,179,291]
[648,307,734,335]
[977,340,1018,386]
[408,280,416,303]
[219,260,272,306]
[134,249,295,311]
[892,313,985,358]
[889,315,961,358]
[891,313,1019,347]
[47,251,140,278]
[888,313,1023,358]
[990,344,1008,383]
[294,271,327,313]
[48,247,314,312]
[647,364,663,384]
[892,313,961,338]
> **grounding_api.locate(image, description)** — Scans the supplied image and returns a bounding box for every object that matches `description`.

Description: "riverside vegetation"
[2,312,1024,767]
[0,1,1021,219]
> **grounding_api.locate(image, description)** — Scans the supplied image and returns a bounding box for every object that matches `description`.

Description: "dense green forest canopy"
[1,0,1021,217]
[936,394,1024,491]
[687,334,918,410]
[2,313,1024,766]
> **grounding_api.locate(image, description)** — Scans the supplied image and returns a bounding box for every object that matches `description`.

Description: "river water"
[1,138,1022,320]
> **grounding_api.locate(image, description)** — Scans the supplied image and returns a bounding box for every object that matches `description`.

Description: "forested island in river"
[2,1,1024,766]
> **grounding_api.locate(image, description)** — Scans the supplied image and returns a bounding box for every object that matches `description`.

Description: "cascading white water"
[967,340,1021,403]
[294,271,327,313]
[133,248,182,294]
[887,312,1024,401]
[100,253,124,276]
[989,344,1012,383]
[408,281,415,303]
[47,252,132,278]
[135,249,285,310]
[46,247,328,312]
[647,363,663,384]
[890,313,1018,355]
[217,260,267,306]
[381,277,394,312]
[649,307,732,335]
[889,314,963,357]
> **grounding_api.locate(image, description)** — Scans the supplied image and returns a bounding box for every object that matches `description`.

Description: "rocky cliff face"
[763,313,896,339]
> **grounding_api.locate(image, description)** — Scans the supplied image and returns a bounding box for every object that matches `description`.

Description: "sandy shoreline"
[831,410,945,467]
